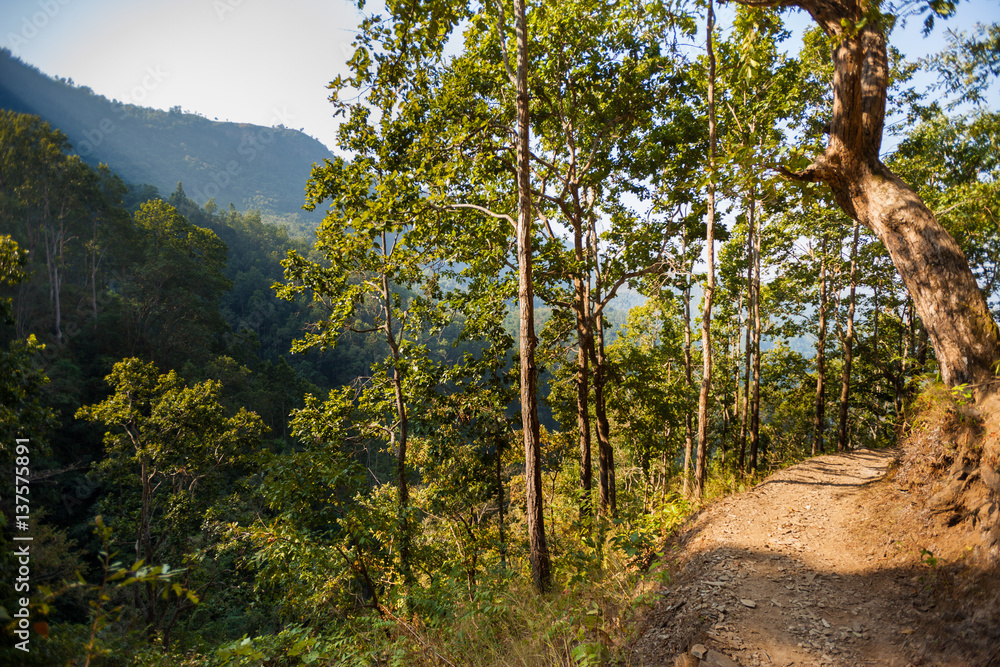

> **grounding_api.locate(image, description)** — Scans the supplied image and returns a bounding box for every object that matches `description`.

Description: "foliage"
[119,200,231,366]
[76,359,264,649]
[0,4,997,665]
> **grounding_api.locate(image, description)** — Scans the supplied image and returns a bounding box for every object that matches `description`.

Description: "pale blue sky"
[1,0,363,150]
[2,0,998,155]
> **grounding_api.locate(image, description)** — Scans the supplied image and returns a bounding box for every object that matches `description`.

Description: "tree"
[710,5,829,472]
[812,231,829,456]
[280,143,452,590]
[838,219,861,451]
[0,235,55,444]
[729,0,1000,386]
[76,358,264,649]
[512,0,552,594]
[411,335,516,600]
[120,200,230,366]
[694,0,719,498]
[607,296,689,507]
[0,112,126,346]
[923,21,1000,109]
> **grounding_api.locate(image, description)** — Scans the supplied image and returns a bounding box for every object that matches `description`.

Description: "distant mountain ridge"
[0,49,331,220]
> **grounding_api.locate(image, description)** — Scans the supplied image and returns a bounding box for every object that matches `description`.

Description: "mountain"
[0,49,331,221]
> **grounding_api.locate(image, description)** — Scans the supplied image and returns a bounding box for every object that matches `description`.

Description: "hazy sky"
[1,0,363,151]
[2,0,998,155]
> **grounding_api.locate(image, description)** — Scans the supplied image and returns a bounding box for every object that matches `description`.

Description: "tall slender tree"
[694,0,718,498]
[513,0,551,593]
[838,219,861,451]
[812,233,828,456]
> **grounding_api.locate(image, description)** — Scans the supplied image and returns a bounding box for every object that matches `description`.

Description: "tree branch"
[434,202,516,229]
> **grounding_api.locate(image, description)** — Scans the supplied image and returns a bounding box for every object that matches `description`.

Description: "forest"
[1,0,999,664]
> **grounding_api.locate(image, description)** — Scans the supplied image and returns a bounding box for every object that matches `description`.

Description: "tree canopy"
[2,2,999,664]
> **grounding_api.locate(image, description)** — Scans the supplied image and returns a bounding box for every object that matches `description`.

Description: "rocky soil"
[630,449,1000,667]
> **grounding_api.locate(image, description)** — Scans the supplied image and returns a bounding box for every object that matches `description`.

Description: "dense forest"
[1,0,999,664]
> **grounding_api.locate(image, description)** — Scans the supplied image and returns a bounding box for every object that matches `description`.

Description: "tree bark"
[574,276,593,520]
[694,0,718,499]
[738,183,756,472]
[813,234,828,456]
[733,0,1000,386]
[730,330,739,468]
[683,282,694,495]
[496,427,507,571]
[749,200,762,472]
[381,264,411,587]
[592,315,615,516]
[894,301,909,415]
[837,219,860,451]
[738,299,751,471]
[514,0,551,593]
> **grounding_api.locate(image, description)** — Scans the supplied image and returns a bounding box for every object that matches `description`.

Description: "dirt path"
[631,449,966,667]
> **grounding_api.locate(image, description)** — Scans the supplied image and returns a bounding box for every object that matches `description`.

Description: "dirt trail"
[632,449,975,667]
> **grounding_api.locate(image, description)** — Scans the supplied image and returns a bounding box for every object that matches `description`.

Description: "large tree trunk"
[744,0,1000,385]
[694,0,718,499]
[514,0,551,593]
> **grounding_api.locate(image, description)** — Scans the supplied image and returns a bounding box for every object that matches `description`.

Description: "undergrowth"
[116,497,694,667]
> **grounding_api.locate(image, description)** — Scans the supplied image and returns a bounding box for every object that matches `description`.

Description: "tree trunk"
[683,282,694,495]
[497,431,507,571]
[42,210,64,344]
[694,0,717,499]
[749,0,1000,386]
[730,314,740,469]
[738,183,756,472]
[592,316,615,516]
[749,200,762,472]
[894,301,907,416]
[381,246,411,589]
[574,275,593,520]
[837,219,859,452]
[917,326,929,368]
[739,303,751,471]
[514,0,551,593]
[813,234,828,456]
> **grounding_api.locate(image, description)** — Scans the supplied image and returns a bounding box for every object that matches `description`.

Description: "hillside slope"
[0,49,331,218]
[632,448,999,666]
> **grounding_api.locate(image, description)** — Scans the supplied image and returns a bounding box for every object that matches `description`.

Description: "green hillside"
[0,48,330,220]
